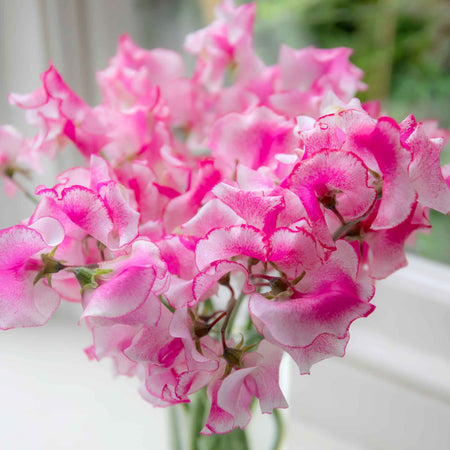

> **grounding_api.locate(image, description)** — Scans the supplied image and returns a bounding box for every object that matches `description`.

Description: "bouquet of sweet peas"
[1,0,449,445]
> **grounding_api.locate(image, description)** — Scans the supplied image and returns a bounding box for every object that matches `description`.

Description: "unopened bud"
[192,320,210,338]
[270,277,290,295]
[223,346,244,368]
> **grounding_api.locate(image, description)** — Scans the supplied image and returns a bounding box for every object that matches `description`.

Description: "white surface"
[0,303,169,450]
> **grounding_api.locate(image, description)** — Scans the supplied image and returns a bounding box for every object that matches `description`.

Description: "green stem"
[221,293,237,348]
[332,201,377,241]
[229,428,250,450]
[190,390,207,450]
[330,206,346,226]
[159,295,175,313]
[181,389,250,450]
[271,409,285,450]
[9,175,39,205]
[169,405,183,450]
[226,292,246,335]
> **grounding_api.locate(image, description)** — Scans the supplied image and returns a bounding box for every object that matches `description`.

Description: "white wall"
[289,255,450,450]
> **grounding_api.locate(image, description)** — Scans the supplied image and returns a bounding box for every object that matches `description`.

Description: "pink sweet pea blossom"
[9,65,108,158]
[81,239,169,327]
[0,126,41,196]
[97,34,185,112]
[209,106,296,177]
[202,340,287,434]
[0,223,63,329]
[184,0,263,91]
[36,155,139,250]
[270,45,366,118]
[400,116,450,214]
[249,241,375,374]
[86,324,139,376]
[285,149,377,248]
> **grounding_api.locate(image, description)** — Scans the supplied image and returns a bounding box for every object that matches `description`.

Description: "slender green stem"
[169,405,183,450]
[226,292,246,335]
[221,293,237,348]
[171,387,253,450]
[333,196,380,241]
[208,312,227,329]
[190,390,207,450]
[333,220,357,241]
[9,175,39,204]
[271,409,285,450]
[330,206,346,226]
[159,295,175,313]
[229,428,250,450]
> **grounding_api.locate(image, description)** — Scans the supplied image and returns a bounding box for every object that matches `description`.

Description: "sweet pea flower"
[400,116,450,214]
[249,241,375,374]
[202,340,288,434]
[285,149,377,249]
[125,307,220,407]
[209,106,296,177]
[298,110,419,229]
[0,126,40,196]
[9,65,108,158]
[81,239,169,327]
[0,220,64,329]
[97,34,185,112]
[270,46,366,118]
[86,323,139,376]
[184,0,263,91]
[36,155,139,251]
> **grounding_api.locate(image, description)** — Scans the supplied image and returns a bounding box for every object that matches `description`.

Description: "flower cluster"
[1,0,449,435]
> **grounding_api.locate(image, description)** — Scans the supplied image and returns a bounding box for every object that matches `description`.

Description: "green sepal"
[223,346,245,368]
[33,247,65,286]
[223,342,259,370]
[74,266,112,293]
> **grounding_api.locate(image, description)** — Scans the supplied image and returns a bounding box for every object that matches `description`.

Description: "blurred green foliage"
[236,0,450,263]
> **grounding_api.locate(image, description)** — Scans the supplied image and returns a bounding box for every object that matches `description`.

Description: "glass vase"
[168,355,291,450]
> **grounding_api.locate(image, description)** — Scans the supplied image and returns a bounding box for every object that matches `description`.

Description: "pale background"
[0,1,449,449]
